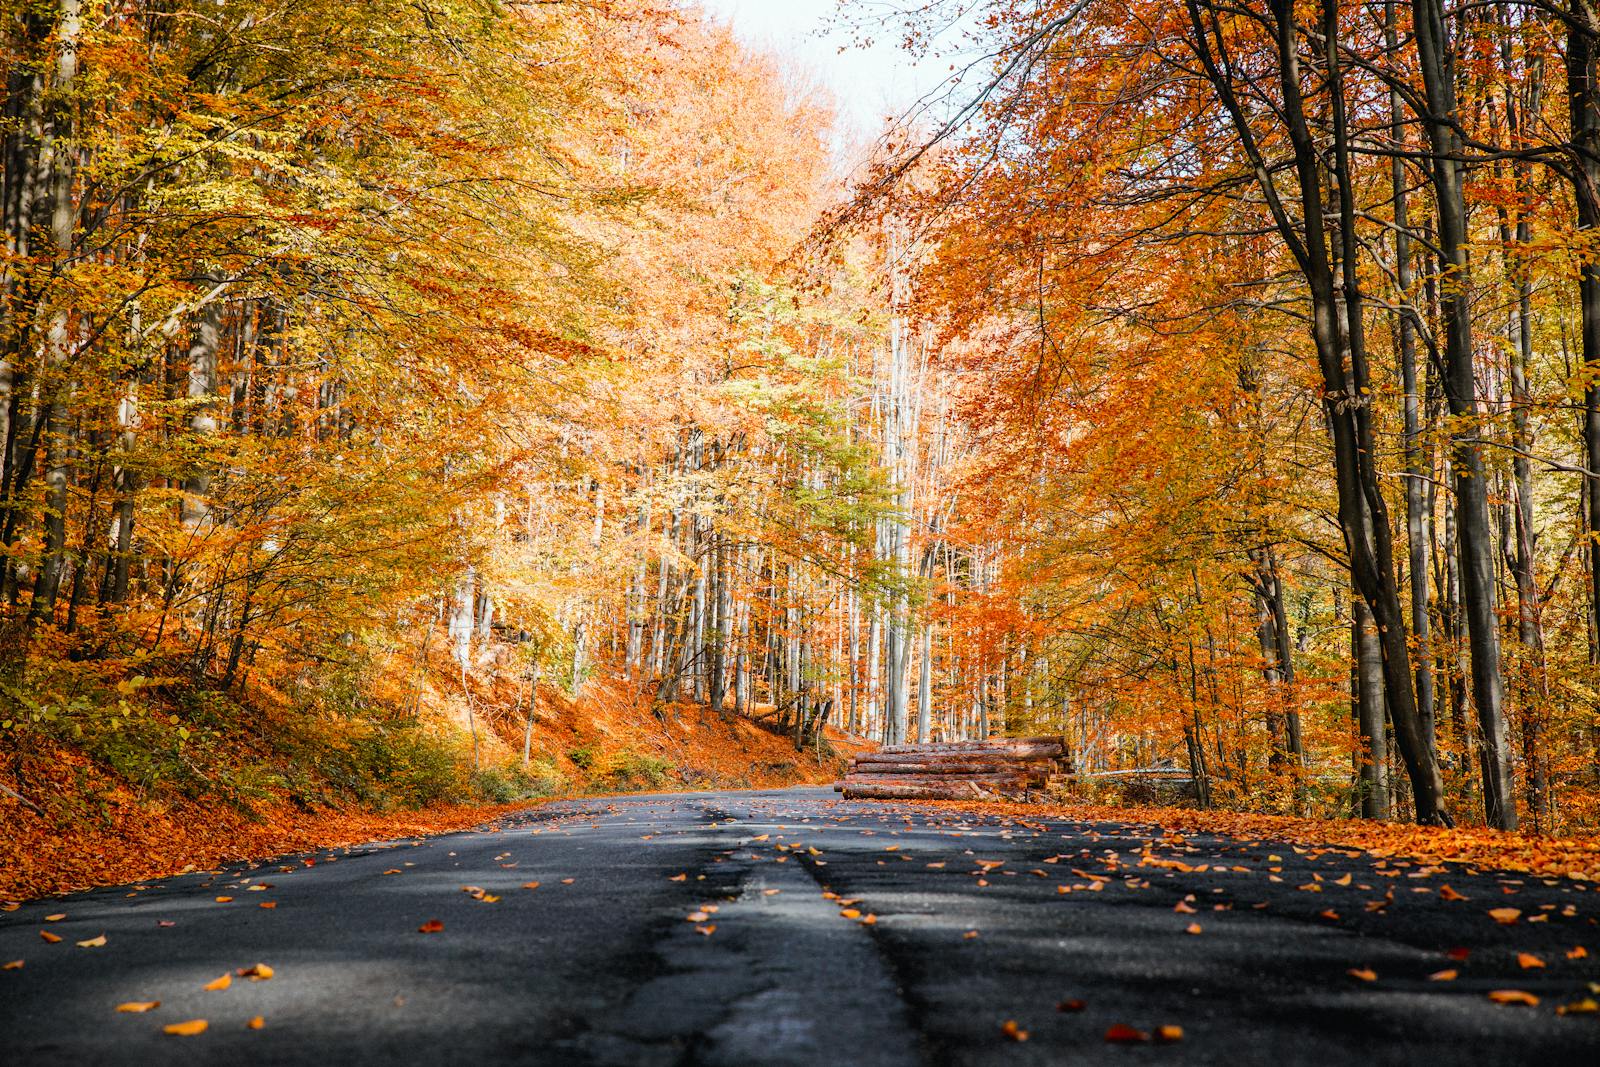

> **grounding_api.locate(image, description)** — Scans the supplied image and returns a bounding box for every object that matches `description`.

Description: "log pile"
[836,736,1070,801]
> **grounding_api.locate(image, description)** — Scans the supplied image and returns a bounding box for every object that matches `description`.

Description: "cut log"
[876,736,1066,755]
[851,755,1061,771]
[842,771,1043,786]
[842,782,990,801]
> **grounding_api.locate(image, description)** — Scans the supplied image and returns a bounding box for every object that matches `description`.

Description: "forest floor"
[1,665,855,902]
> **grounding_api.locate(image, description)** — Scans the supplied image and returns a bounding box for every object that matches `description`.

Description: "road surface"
[2,787,1596,1065]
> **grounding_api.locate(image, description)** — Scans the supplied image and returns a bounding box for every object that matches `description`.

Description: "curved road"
[2,787,1596,1065]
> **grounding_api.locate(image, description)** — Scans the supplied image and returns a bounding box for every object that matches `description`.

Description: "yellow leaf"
[204,974,232,991]
[241,963,273,980]
[1488,907,1521,925]
[1487,990,1539,1006]
[1557,998,1599,1016]
[117,1001,160,1013]
[163,1019,208,1036]
[76,935,106,948]
[1333,874,1352,887]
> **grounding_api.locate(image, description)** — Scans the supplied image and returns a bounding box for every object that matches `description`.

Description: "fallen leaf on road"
[860,914,878,925]
[1333,874,1352,887]
[2,960,21,970]
[1487,990,1539,1006]
[246,885,270,892]
[38,931,60,943]
[840,908,861,919]
[561,878,575,885]
[1517,953,1545,970]
[1104,1024,1150,1044]
[258,902,276,909]
[1156,1025,1184,1043]
[963,930,979,939]
[1185,923,1202,935]
[157,921,175,928]
[522,881,541,890]
[1000,1020,1029,1042]
[1173,901,1197,914]
[163,1019,207,1036]
[1427,969,1458,981]
[418,920,444,934]
[240,964,273,980]
[762,889,781,896]
[1557,998,1599,1016]
[204,974,231,991]
[214,897,233,904]
[1438,885,1467,901]
[686,911,709,922]
[1057,999,1086,1013]
[383,869,403,875]
[1447,947,1471,961]
[247,1016,265,1030]
[696,925,717,936]
[117,1002,160,1013]
[44,913,65,922]
[669,874,687,882]
[77,935,106,948]
[1320,910,1340,921]
[1568,946,1589,960]
[1347,968,1377,982]
[1488,907,1521,925]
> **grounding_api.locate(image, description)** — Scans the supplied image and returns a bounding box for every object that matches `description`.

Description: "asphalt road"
[2,787,1597,1065]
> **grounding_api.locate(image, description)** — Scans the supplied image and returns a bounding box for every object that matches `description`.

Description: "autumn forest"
[7,0,1600,900]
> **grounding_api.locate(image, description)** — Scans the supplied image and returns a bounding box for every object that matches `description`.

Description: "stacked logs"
[836,736,1070,801]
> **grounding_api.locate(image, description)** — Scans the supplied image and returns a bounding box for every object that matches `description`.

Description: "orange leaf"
[418,920,444,933]
[116,1001,160,1013]
[163,1019,208,1036]
[1487,990,1539,1006]
[214,897,233,904]
[686,911,709,922]
[1,960,21,970]
[44,913,65,922]
[38,931,60,944]
[1156,1025,1184,1043]
[1185,923,1202,935]
[1427,969,1458,982]
[696,924,717,936]
[247,1016,265,1030]
[522,881,541,890]
[1173,901,1197,914]
[840,908,861,919]
[1000,1020,1029,1042]
[1104,1024,1150,1044]
[1347,968,1377,982]
[1487,908,1521,925]
[1516,953,1545,970]
[1567,946,1589,960]
[204,974,231,991]
[1319,910,1340,921]
[668,874,687,882]
[240,963,274,981]
[1438,885,1467,901]
[258,902,276,909]
[76,934,106,948]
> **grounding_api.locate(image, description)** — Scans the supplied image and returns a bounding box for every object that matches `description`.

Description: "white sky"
[695,0,965,139]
